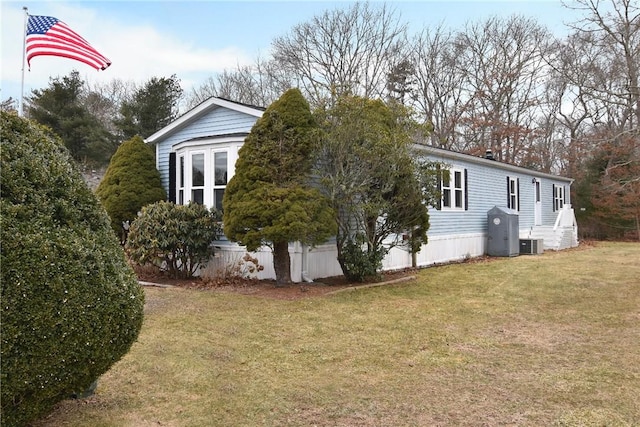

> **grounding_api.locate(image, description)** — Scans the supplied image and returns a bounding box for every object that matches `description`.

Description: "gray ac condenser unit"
[519,238,544,255]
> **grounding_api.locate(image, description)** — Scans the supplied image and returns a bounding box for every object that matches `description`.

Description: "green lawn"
[32,242,640,426]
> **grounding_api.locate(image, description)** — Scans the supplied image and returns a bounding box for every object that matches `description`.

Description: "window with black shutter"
[507,176,519,211]
[440,167,467,211]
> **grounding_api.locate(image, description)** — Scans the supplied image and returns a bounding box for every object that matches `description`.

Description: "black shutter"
[552,184,556,212]
[506,176,511,209]
[436,164,442,210]
[516,178,520,211]
[464,168,469,211]
[168,152,176,203]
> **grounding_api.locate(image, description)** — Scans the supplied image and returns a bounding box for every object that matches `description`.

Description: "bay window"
[173,141,238,211]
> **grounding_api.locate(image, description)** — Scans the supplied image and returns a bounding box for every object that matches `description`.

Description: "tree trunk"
[272,240,292,286]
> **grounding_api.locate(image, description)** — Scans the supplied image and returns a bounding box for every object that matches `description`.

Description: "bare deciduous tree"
[410,25,470,149]
[564,0,639,130]
[454,16,553,164]
[84,78,138,137]
[271,1,408,107]
[183,57,292,110]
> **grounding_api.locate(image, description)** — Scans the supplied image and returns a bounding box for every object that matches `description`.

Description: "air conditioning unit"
[519,239,544,255]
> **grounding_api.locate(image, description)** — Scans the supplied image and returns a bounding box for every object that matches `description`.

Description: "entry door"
[534,180,542,225]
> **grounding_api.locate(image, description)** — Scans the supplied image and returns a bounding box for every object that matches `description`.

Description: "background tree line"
[2,0,637,240]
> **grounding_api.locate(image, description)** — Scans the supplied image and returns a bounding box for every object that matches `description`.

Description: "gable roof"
[145,97,265,144]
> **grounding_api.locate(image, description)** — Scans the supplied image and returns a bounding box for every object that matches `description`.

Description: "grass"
[32,242,640,426]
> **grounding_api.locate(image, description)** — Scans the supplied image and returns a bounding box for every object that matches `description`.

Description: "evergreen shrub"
[95,135,166,240]
[340,235,387,282]
[125,201,221,279]
[0,112,144,427]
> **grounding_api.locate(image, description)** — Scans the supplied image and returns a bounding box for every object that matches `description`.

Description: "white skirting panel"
[204,233,487,282]
[205,241,343,282]
[204,243,277,281]
[414,233,487,267]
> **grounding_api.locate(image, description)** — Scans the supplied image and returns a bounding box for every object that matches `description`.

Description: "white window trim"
[212,149,229,212]
[177,155,185,205]
[174,143,239,209]
[189,150,207,205]
[508,176,520,211]
[441,168,465,211]
[554,185,565,211]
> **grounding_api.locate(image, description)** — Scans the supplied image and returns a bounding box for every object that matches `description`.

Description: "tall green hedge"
[96,135,166,239]
[0,112,145,427]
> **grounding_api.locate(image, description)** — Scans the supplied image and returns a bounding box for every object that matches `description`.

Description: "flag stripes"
[25,15,111,71]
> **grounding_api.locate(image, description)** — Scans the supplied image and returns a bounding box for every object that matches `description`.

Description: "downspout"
[301,243,313,283]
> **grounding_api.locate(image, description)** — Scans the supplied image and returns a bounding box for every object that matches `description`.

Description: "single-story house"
[145,97,578,282]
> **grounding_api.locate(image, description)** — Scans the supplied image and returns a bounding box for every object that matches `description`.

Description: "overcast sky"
[1,0,580,105]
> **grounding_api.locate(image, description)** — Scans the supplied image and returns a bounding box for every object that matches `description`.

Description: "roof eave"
[414,144,574,184]
[144,97,264,144]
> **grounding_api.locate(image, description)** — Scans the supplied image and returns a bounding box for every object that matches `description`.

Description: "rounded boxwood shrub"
[96,135,166,241]
[0,112,145,427]
[126,201,221,279]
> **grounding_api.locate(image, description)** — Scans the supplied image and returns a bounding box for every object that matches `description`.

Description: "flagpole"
[19,6,28,117]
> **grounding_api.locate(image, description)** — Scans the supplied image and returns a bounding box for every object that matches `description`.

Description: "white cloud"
[1,2,253,102]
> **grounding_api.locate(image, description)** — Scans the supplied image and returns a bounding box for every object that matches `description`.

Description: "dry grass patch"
[31,242,640,426]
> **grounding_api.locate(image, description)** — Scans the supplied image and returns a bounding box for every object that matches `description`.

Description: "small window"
[553,184,565,211]
[441,168,466,210]
[507,176,520,211]
[178,156,185,205]
[179,156,185,188]
[213,151,228,212]
[192,189,204,204]
[191,153,205,204]
[213,189,225,211]
[192,153,205,187]
[214,152,227,185]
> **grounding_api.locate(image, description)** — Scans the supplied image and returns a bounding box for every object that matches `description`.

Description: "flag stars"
[27,16,58,35]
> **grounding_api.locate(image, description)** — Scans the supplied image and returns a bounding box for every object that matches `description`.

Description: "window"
[178,155,184,205]
[213,151,227,211]
[440,168,467,210]
[191,153,205,204]
[174,145,235,209]
[507,176,520,211]
[553,184,565,211]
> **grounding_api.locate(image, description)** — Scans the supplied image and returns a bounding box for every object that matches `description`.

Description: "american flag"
[25,15,111,71]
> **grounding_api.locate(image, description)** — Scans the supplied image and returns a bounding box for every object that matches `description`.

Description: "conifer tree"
[223,88,335,285]
[96,135,166,240]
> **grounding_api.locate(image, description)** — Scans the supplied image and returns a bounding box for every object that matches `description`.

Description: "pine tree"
[223,88,335,285]
[27,70,115,164]
[96,136,166,241]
